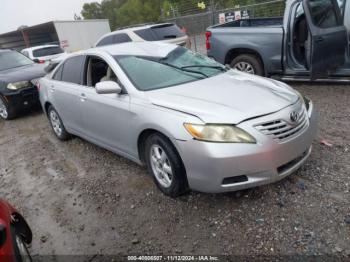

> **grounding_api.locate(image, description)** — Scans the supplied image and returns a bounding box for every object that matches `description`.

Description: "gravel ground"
[0,83,349,260]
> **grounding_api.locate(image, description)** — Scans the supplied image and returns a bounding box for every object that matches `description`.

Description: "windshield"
[115,47,227,91]
[0,51,34,71]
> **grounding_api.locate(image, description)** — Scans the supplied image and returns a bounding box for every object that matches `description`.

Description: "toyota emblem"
[290,111,299,123]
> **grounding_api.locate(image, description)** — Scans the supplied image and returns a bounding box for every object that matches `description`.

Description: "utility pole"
[210,0,216,25]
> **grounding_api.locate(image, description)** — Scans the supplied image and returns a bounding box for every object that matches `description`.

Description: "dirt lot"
[0,83,349,259]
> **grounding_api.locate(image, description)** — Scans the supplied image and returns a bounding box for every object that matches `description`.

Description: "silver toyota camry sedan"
[39,42,317,197]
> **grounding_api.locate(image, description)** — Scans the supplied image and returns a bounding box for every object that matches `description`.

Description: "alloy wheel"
[49,110,62,137]
[150,145,173,188]
[0,98,8,119]
[234,62,255,74]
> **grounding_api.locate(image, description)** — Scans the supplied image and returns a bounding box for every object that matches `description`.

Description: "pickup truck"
[206,0,349,81]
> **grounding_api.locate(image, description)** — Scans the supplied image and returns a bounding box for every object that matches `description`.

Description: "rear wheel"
[144,133,188,197]
[47,106,71,141]
[0,96,15,120]
[230,54,264,76]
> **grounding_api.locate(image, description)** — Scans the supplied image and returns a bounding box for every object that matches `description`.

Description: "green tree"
[81,2,103,19]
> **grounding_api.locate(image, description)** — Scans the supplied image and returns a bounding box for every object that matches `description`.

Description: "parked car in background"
[39,42,317,197]
[0,49,46,120]
[206,0,349,81]
[0,199,32,262]
[95,23,188,47]
[21,45,66,64]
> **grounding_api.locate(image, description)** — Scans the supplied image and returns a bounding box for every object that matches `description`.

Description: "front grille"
[255,108,309,142]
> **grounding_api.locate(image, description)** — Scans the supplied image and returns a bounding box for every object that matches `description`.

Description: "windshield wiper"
[160,61,209,79]
[181,65,227,72]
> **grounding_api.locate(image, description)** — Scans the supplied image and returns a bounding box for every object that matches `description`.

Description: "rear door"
[303,0,347,79]
[50,55,85,133]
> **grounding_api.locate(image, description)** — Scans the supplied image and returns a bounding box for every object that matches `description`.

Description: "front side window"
[85,56,118,87]
[32,46,64,58]
[0,51,33,71]
[115,47,227,91]
[61,56,85,84]
[308,0,341,28]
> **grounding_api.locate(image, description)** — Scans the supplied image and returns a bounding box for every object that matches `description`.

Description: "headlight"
[7,81,31,90]
[184,123,256,143]
[296,91,311,111]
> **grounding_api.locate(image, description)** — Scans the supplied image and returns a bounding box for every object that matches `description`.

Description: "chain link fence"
[164,0,285,53]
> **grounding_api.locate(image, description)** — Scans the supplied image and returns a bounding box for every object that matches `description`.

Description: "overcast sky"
[0,0,100,34]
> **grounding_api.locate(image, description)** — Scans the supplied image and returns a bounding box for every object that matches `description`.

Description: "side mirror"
[95,81,122,94]
[0,224,6,248]
[33,59,40,63]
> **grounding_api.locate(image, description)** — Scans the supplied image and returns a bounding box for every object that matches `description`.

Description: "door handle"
[80,93,87,102]
[50,86,55,92]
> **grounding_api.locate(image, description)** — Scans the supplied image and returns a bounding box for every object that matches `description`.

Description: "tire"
[0,95,16,120]
[230,54,264,76]
[11,225,32,262]
[47,106,71,141]
[144,133,188,197]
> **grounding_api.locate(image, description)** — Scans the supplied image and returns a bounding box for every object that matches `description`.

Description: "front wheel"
[0,96,15,120]
[145,133,188,197]
[230,54,264,76]
[11,225,32,262]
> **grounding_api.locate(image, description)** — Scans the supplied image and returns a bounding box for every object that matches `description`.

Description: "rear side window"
[61,56,85,84]
[96,35,114,47]
[114,34,132,44]
[135,24,185,41]
[53,64,63,81]
[308,0,341,28]
[33,46,64,58]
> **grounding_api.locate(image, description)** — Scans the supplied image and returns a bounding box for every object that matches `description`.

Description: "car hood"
[0,63,46,83]
[147,70,299,124]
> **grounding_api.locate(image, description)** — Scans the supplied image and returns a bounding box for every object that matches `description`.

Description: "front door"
[303,0,347,79]
[78,55,133,155]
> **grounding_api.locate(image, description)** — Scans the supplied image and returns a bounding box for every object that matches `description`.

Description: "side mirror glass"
[95,81,122,94]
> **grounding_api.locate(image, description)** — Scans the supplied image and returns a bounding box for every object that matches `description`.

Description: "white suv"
[95,23,188,47]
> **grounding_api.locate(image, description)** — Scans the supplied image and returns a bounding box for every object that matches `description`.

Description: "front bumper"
[176,102,318,193]
[3,86,40,113]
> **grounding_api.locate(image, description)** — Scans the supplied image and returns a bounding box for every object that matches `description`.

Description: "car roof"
[22,45,60,52]
[100,23,174,37]
[90,42,178,58]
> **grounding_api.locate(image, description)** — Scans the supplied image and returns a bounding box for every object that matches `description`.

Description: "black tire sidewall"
[10,225,32,262]
[47,106,70,141]
[231,54,264,76]
[145,134,188,197]
[0,95,15,120]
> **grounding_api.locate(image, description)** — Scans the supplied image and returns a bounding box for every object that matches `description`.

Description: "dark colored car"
[0,199,32,262]
[0,49,46,120]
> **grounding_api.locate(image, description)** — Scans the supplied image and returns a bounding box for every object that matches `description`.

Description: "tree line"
[81,0,285,30]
